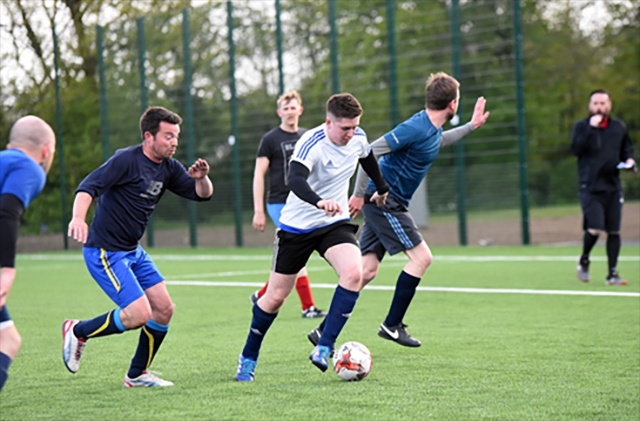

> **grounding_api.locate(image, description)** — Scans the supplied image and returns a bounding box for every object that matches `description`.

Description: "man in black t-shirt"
[251,91,326,318]
[571,90,635,285]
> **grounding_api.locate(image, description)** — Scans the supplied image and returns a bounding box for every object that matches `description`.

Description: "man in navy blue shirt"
[0,116,56,393]
[308,72,490,348]
[63,106,213,387]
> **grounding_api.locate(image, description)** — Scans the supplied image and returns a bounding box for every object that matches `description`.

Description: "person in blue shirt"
[308,72,490,348]
[0,116,56,393]
[62,106,213,388]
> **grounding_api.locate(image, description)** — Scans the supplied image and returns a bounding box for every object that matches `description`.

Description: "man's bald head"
[9,116,56,149]
[7,115,57,174]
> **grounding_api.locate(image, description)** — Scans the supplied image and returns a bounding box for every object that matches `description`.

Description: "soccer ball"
[332,341,372,381]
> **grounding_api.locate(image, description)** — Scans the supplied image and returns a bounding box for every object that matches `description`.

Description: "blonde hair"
[277,90,302,109]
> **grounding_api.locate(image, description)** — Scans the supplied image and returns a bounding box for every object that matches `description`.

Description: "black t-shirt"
[256,126,306,203]
[77,145,210,251]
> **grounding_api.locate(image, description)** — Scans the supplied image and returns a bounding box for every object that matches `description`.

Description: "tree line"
[1,0,638,234]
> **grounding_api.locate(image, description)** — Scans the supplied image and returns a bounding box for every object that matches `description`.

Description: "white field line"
[164,280,640,298]
[17,254,640,262]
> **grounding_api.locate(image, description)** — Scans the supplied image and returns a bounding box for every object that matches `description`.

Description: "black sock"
[606,233,621,275]
[127,320,168,379]
[0,352,12,392]
[385,271,421,327]
[581,231,599,263]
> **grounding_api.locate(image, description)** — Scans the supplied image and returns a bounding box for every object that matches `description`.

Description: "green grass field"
[1,245,639,420]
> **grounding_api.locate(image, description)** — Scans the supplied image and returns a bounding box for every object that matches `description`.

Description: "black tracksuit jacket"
[570,116,634,193]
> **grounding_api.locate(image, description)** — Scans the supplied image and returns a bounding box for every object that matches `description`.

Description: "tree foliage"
[1,0,638,233]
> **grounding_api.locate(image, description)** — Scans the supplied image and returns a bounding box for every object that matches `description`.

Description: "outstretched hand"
[471,96,490,129]
[189,158,210,179]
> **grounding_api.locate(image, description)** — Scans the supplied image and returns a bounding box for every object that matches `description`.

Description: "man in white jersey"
[236,94,390,381]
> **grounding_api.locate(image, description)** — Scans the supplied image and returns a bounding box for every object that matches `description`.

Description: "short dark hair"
[589,89,609,100]
[425,72,460,110]
[326,93,363,119]
[140,106,182,140]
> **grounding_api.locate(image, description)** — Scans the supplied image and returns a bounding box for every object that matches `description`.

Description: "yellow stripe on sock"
[86,311,112,338]
[143,326,155,369]
[100,248,121,292]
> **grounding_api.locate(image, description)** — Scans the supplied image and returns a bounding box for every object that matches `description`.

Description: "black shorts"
[359,193,424,261]
[580,190,623,232]
[272,221,359,275]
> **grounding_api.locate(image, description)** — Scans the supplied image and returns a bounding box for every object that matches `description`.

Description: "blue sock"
[241,303,278,360]
[74,309,126,339]
[318,317,327,332]
[318,285,359,349]
[0,352,12,392]
[384,271,421,327]
[127,320,168,379]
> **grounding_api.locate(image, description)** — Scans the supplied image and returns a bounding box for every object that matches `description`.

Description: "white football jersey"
[279,123,370,232]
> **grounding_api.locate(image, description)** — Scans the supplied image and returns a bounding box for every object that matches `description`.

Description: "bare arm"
[195,177,213,199]
[252,157,270,231]
[68,192,93,244]
[188,159,213,199]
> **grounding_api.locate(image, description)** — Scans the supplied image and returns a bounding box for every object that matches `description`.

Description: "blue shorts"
[0,306,12,330]
[267,203,286,228]
[83,246,164,309]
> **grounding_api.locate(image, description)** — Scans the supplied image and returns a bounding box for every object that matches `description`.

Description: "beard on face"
[445,109,456,122]
[590,109,609,117]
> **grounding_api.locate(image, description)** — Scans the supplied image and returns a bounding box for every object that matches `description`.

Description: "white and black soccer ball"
[332,341,372,381]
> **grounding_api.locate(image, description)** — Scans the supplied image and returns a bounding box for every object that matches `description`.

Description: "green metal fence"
[40,0,638,250]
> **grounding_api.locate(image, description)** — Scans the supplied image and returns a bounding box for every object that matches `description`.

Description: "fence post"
[227,0,243,247]
[96,25,110,163]
[386,0,399,128]
[182,8,198,248]
[450,0,468,246]
[136,17,155,248]
[52,25,68,250]
[328,0,339,93]
[137,18,153,247]
[275,0,285,95]
[513,0,531,245]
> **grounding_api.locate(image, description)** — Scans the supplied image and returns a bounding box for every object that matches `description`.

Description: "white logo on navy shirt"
[141,181,163,198]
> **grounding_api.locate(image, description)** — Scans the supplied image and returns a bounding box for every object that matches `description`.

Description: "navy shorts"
[580,190,623,232]
[0,306,13,330]
[359,193,424,261]
[83,246,164,309]
[272,221,359,275]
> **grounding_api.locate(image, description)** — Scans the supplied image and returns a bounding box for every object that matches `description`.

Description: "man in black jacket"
[571,89,635,285]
